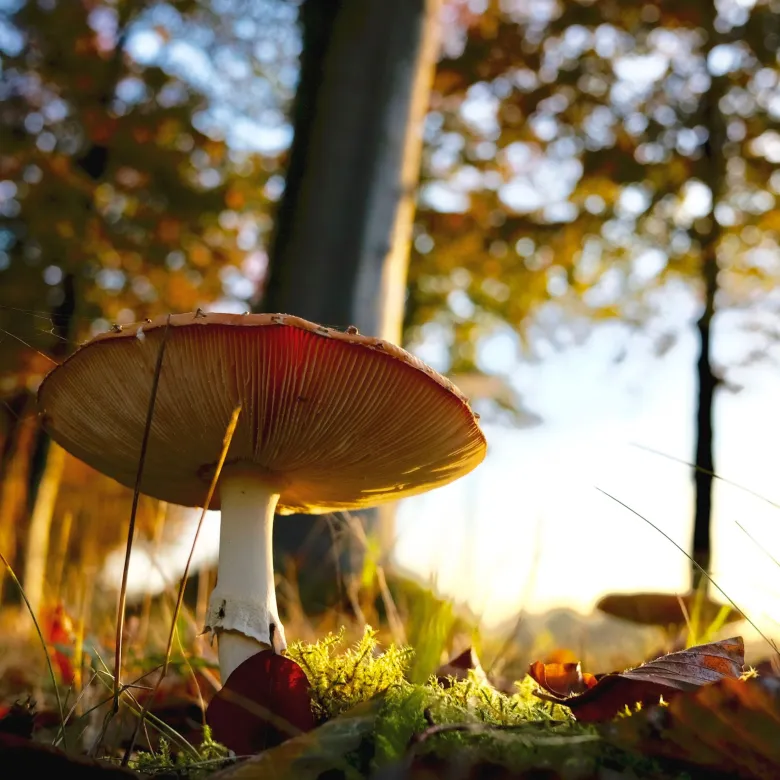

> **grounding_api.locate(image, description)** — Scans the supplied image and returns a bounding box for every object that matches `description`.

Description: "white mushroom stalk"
[205,471,287,681]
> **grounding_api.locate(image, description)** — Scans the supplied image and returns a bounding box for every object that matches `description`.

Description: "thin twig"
[595,486,779,655]
[122,405,241,765]
[0,549,66,747]
[114,316,171,715]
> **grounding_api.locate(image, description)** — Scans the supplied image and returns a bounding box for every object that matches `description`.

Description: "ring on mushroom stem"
[38,312,487,683]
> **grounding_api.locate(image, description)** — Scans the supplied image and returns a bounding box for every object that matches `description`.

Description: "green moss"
[131,725,232,778]
[286,626,414,720]
[285,627,691,779]
[131,628,693,777]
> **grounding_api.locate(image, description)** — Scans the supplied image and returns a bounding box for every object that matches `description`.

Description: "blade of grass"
[122,405,241,765]
[0,549,66,747]
[595,486,779,655]
[734,519,780,570]
[632,443,780,640]
[631,442,780,511]
[90,647,200,758]
[92,667,200,760]
[114,315,171,715]
[163,405,241,674]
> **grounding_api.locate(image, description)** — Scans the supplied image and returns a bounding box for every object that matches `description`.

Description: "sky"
[395,284,780,636]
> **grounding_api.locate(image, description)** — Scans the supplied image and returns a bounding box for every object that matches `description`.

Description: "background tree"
[408,0,780,586]
[258,0,443,593]
[0,0,284,603]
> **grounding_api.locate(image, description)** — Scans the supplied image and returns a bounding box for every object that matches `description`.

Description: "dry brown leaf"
[436,647,489,686]
[527,661,598,697]
[605,674,780,779]
[529,637,744,722]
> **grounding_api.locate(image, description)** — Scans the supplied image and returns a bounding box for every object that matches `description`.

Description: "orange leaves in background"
[528,636,744,723]
[40,603,75,685]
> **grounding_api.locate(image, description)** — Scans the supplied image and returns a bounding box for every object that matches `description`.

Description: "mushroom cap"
[596,591,743,628]
[38,312,487,514]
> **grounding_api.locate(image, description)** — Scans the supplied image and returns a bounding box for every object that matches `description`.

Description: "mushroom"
[38,312,486,681]
[596,591,743,645]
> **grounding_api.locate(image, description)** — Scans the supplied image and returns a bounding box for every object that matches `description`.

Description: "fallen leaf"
[436,647,488,686]
[376,754,564,780]
[0,732,144,777]
[528,661,598,697]
[529,637,744,722]
[209,700,378,779]
[206,649,316,756]
[605,674,780,779]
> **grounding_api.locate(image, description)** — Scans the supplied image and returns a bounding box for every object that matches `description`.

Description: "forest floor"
[0,591,779,780]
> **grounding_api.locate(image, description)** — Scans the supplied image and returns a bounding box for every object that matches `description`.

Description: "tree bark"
[258,0,442,594]
[261,0,440,338]
[692,6,727,593]
[22,440,66,618]
[22,272,77,617]
[0,407,36,602]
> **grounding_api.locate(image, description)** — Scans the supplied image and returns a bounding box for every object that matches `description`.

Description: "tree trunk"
[0,407,37,603]
[693,237,718,592]
[262,0,440,338]
[22,441,66,618]
[691,6,727,593]
[258,0,441,597]
[20,273,76,617]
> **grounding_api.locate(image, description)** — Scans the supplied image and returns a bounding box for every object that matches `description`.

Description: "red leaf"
[40,604,76,684]
[529,637,744,722]
[206,650,316,756]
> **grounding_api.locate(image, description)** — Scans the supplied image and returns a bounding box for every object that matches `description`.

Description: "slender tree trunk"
[693,240,718,592]
[23,273,77,614]
[692,6,727,593]
[22,441,66,618]
[0,408,36,602]
[258,0,442,592]
[0,394,31,600]
[48,508,73,603]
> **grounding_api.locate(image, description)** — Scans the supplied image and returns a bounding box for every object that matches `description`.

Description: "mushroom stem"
[206,473,287,682]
